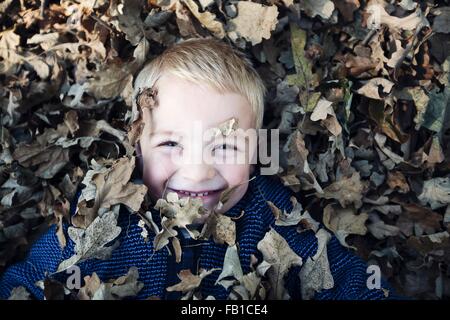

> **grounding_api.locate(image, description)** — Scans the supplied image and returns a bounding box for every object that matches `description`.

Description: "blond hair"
[132,38,266,130]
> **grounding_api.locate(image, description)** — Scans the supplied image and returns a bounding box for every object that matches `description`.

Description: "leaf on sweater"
[172,236,182,263]
[8,286,32,300]
[267,197,320,232]
[317,172,365,208]
[153,192,208,250]
[256,228,303,299]
[166,268,220,293]
[200,212,236,246]
[78,267,144,300]
[72,156,147,228]
[215,244,243,288]
[299,228,334,299]
[227,2,278,46]
[323,203,368,250]
[57,210,122,272]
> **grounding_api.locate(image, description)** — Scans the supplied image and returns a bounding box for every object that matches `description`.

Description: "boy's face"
[138,73,257,223]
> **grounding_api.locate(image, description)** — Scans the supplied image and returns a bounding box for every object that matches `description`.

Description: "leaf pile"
[1,0,450,299]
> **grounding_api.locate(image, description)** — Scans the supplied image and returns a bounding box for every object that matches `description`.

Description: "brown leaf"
[317,172,365,208]
[256,228,303,299]
[227,2,278,45]
[166,268,219,293]
[72,156,147,228]
[323,203,368,249]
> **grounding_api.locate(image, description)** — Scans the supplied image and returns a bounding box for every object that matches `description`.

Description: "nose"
[179,163,216,183]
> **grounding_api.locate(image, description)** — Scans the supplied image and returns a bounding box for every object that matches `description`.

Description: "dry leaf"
[299,229,334,299]
[256,228,303,299]
[153,192,207,250]
[317,172,365,208]
[323,204,368,249]
[418,177,450,210]
[227,2,278,45]
[166,268,219,292]
[57,210,122,272]
[267,197,320,232]
[72,156,147,228]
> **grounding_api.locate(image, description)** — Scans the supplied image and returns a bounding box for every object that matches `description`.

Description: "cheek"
[215,164,251,208]
[140,145,176,198]
[217,164,251,186]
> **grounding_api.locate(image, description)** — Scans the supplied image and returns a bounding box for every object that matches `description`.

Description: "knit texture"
[0,172,400,300]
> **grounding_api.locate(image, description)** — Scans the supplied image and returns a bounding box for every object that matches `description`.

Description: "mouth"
[166,187,225,199]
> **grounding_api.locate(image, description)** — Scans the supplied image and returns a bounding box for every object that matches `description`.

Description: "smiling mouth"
[167,188,225,198]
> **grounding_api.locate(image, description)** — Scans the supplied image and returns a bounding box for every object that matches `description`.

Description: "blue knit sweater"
[0,172,399,300]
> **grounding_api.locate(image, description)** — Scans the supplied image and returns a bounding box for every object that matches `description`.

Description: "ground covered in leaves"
[1,0,450,300]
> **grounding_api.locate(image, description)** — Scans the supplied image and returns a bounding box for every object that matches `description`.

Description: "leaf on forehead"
[212,117,239,138]
[166,268,220,293]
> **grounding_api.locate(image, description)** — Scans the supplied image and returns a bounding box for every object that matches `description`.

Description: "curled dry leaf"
[166,268,220,293]
[367,213,400,240]
[215,244,243,289]
[323,203,368,250]
[57,210,122,272]
[200,212,236,246]
[8,286,32,300]
[181,0,225,38]
[418,177,450,210]
[227,2,278,46]
[78,267,144,300]
[153,192,208,251]
[256,228,303,299]
[317,171,365,208]
[299,228,334,299]
[267,197,320,232]
[72,156,148,228]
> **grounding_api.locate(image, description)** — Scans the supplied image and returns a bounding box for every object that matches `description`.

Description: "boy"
[0,38,398,300]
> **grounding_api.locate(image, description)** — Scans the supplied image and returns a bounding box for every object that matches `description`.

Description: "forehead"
[148,73,255,134]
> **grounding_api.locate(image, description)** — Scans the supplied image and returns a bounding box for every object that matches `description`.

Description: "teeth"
[176,190,210,197]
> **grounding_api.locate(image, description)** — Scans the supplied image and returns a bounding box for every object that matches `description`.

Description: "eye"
[158,140,179,147]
